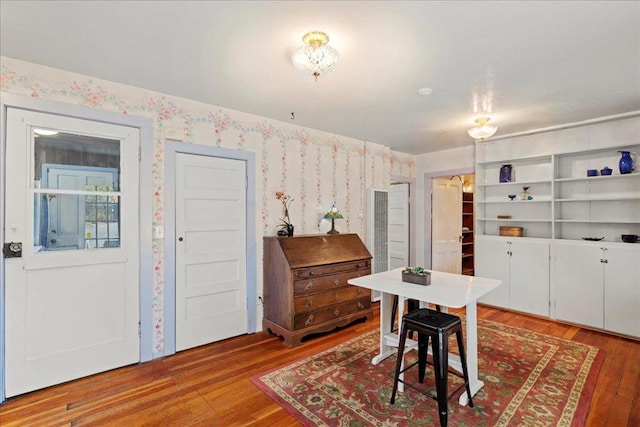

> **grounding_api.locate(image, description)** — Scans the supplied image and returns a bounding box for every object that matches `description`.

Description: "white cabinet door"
[476,238,510,308]
[604,245,640,337]
[554,244,603,329]
[510,240,550,317]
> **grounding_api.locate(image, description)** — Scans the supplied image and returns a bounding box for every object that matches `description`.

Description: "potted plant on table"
[402,267,431,286]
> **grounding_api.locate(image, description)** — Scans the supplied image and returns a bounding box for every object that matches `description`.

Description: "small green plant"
[404,266,429,275]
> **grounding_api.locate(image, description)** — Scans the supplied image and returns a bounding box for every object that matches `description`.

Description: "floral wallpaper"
[0,56,415,355]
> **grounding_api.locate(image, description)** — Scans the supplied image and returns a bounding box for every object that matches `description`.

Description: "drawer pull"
[334,295,339,301]
[357,301,365,309]
[305,314,314,326]
[334,279,340,286]
[305,299,313,308]
[334,308,340,317]
[305,282,313,291]
[357,288,363,294]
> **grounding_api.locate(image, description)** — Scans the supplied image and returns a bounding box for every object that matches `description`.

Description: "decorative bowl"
[600,167,612,176]
[508,194,516,200]
[621,234,638,243]
[587,169,598,177]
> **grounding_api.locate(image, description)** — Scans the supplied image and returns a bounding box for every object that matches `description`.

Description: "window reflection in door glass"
[32,131,121,252]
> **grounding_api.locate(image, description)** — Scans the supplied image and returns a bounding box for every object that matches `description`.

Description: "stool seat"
[390,308,474,427]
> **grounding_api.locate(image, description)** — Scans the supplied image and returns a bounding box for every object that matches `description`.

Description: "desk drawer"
[294,271,366,296]
[293,260,370,280]
[294,286,370,313]
[294,297,371,330]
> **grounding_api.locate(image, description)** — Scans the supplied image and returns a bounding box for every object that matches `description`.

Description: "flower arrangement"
[275,191,294,235]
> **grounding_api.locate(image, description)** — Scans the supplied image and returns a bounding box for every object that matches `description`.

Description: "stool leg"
[391,295,398,331]
[418,332,428,383]
[432,331,449,427]
[456,329,474,408]
[390,321,409,404]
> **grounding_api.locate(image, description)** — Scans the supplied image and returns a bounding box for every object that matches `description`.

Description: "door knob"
[178,237,183,242]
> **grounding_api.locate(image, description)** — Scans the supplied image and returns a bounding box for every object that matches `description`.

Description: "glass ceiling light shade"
[468,117,498,140]
[291,31,339,82]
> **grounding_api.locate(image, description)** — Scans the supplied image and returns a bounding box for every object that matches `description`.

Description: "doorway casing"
[0,93,154,403]
[163,141,257,357]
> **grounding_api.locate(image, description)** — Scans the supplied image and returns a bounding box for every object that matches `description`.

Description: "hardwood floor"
[1,303,639,426]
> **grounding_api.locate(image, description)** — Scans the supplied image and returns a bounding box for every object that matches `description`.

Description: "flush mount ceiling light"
[468,117,498,140]
[291,31,339,82]
[33,129,59,136]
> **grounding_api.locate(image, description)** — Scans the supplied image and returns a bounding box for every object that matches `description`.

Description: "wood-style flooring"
[1,303,638,426]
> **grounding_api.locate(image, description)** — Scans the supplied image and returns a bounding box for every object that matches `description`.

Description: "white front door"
[389,182,409,268]
[431,177,462,273]
[175,153,247,351]
[4,108,140,397]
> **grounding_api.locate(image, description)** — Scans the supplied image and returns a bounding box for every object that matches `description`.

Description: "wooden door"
[175,153,248,351]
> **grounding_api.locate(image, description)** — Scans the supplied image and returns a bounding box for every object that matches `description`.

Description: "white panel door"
[175,153,247,351]
[389,183,409,269]
[476,238,510,308]
[554,243,604,329]
[4,108,140,397]
[604,245,640,337]
[431,178,462,273]
[509,240,550,317]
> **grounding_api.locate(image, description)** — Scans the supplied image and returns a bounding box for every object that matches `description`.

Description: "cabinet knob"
[334,309,340,317]
[305,282,313,291]
[334,295,339,301]
[357,301,365,309]
[334,279,339,286]
[305,314,314,326]
[305,299,313,308]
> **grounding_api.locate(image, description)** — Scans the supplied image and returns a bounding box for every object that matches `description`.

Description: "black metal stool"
[390,308,474,427]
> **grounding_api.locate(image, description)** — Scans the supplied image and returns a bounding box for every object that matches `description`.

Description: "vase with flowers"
[275,191,295,237]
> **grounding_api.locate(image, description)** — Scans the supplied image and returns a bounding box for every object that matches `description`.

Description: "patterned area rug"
[252,318,604,426]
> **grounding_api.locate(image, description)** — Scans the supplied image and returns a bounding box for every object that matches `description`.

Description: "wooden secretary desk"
[263,233,373,347]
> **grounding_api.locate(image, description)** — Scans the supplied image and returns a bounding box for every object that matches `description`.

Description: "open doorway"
[428,172,475,275]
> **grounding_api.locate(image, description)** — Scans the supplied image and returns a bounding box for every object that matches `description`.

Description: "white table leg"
[372,292,395,365]
[459,301,484,405]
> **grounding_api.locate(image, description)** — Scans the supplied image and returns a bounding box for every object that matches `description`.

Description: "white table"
[348,268,501,405]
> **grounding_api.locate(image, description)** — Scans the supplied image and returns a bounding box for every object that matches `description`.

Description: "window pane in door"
[31,130,122,253]
[33,131,120,190]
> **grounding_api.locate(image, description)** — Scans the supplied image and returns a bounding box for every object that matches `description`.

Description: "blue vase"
[499,164,513,183]
[619,151,636,174]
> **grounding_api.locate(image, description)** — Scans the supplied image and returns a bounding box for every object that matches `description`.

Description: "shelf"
[476,154,552,166]
[555,196,640,202]
[554,173,639,183]
[478,179,551,187]
[478,218,552,223]
[555,219,640,224]
[477,199,552,204]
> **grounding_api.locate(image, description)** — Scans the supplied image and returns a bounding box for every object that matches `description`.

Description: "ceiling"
[1,1,638,155]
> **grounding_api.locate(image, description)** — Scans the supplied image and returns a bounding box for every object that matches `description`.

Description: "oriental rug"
[252,318,604,426]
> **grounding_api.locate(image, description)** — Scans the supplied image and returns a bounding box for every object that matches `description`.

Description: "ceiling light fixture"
[468,117,498,140]
[33,129,59,136]
[291,31,339,82]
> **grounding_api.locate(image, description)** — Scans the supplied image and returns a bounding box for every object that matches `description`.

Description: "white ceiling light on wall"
[468,117,498,140]
[291,31,339,82]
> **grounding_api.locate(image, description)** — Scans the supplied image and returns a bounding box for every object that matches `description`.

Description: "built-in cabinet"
[554,242,640,337]
[476,237,550,317]
[474,114,640,338]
